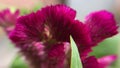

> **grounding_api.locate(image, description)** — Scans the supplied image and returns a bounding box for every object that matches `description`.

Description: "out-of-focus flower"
[9,4,118,68]
[0,9,20,34]
[83,55,117,68]
[98,55,117,68]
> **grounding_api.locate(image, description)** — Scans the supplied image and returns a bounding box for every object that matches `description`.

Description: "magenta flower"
[85,10,118,46]
[9,4,118,68]
[83,55,117,68]
[0,9,20,34]
[98,55,117,68]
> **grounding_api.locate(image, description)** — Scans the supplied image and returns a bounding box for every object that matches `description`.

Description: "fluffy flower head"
[9,4,118,68]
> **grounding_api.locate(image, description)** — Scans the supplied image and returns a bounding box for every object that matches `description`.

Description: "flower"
[82,10,118,68]
[83,55,117,68]
[9,4,118,68]
[85,10,118,46]
[98,55,117,68]
[0,9,20,34]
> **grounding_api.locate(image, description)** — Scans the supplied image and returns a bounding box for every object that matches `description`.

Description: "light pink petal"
[98,55,117,68]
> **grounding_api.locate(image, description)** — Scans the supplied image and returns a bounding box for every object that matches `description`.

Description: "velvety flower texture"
[85,10,118,46]
[9,4,118,68]
[0,9,19,34]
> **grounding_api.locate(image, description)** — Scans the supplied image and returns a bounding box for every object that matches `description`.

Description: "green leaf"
[33,5,41,12]
[90,34,120,58]
[10,55,28,68]
[70,36,83,68]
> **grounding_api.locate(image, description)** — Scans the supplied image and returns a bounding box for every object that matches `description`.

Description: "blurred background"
[0,0,120,68]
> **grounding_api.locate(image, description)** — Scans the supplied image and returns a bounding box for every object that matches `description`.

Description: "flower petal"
[0,9,20,34]
[71,20,92,59]
[10,4,76,44]
[0,9,19,26]
[20,42,45,68]
[39,4,76,42]
[47,42,70,68]
[17,41,70,68]
[85,10,118,45]
[98,55,117,68]
[83,56,99,68]
[9,12,45,44]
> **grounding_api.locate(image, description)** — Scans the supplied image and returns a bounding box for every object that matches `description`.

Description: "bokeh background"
[0,0,120,68]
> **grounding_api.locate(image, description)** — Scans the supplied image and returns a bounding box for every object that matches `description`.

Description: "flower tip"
[85,10,118,44]
[98,55,117,68]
